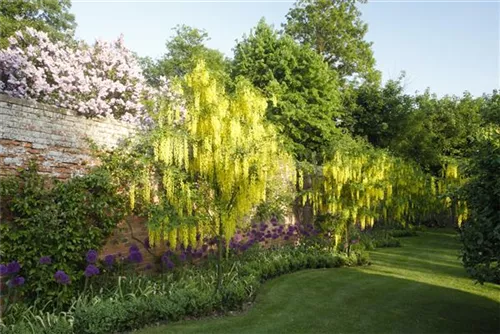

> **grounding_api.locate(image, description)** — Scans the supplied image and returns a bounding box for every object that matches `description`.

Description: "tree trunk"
[450,198,457,227]
[216,217,224,293]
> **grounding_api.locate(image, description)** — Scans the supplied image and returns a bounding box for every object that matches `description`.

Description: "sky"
[71,0,499,97]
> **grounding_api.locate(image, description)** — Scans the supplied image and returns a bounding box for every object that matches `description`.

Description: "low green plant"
[1,245,369,334]
[390,229,418,238]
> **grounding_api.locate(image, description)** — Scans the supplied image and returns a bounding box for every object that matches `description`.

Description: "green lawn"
[139,229,500,334]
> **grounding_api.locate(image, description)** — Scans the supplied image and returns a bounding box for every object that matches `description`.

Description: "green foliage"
[390,91,483,174]
[347,74,414,148]
[141,25,230,85]
[233,20,342,163]
[252,170,297,223]
[389,229,418,238]
[0,0,76,48]
[480,90,500,125]
[461,125,500,284]
[0,163,126,302]
[2,246,364,333]
[284,0,379,84]
[372,237,401,248]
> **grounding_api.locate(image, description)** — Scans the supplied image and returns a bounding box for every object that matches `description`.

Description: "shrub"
[0,163,126,303]
[390,229,418,238]
[372,237,401,248]
[0,28,172,123]
[461,127,500,284]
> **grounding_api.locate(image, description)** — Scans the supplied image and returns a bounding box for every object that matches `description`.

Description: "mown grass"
[138,229,500,334]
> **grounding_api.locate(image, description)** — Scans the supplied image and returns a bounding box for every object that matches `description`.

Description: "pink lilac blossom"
[0,28,182,125]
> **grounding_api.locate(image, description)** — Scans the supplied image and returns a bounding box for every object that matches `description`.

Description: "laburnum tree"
[0,0,76,48]
[127,60,294,289]
[298,134,453,252]
[284,0,379,84]
[233,20,342,164]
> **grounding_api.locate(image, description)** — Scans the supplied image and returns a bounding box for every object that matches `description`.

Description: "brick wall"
[0,94,156,263]
[0,94,136,179]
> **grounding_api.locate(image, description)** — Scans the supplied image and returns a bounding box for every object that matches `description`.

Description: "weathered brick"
[0,94,143,260]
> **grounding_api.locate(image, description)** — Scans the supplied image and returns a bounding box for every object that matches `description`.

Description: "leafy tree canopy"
[347,73,414,148]
[389,91,483,174]
[0,0,76,48]
[233,19,343,164]
[284,0,379,84]
[141,25,230,86]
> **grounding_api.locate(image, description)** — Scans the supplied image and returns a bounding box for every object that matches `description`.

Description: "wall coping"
[0,93,138,131]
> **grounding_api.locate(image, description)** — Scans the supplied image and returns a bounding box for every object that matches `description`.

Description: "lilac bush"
[0,28,177,123]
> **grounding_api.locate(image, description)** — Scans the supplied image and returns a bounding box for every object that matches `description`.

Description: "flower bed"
[0,245,368,334]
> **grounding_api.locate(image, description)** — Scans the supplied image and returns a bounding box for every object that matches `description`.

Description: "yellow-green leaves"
[146,60,293,248]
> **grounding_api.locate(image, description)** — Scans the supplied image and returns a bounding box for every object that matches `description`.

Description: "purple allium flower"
[145,263,152,270]
[104,254,115,267]
[129,244,139,253]
[271,217,278,224]
[0,264,8,275]
[128,250,143,263]
[161,254,170,264]
[86,250,98,264]
[39,256,52,265]
[7,261,20,274]
[8,276,25,288]
[144,237,151,249]
[165,260,175,270]
[54,270,71,285]
[179,252,187,261]
[84,264,100,277]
